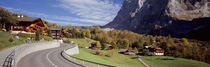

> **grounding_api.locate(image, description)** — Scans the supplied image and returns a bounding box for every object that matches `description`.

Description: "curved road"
[18,44,82,67]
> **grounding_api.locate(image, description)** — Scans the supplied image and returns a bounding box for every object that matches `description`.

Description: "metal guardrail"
[3,40,57,67]
[62,46,116,67]
[3,42,36,67]
[2,51,15,67]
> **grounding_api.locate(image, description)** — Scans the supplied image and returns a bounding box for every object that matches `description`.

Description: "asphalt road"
[17,44,82,67]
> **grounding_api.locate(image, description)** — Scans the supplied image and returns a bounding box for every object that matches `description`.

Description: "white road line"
[46,49,58,67]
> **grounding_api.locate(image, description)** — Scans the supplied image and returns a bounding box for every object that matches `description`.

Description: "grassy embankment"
[65,38,210,67]
[64,38,144,67]
[142,56,210,67]
[0,32,24,51]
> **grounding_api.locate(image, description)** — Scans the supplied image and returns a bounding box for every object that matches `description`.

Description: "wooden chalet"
[11,16,48,35]
[119,49,135,55]
[50,28,63,39]
[145,45,165,56]
[154,47,164,56]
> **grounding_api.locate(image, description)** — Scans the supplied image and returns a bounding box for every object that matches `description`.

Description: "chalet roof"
[154,47,165,53]
[50,28,62,30]
[16,17,40,22]
[119,49,128,52]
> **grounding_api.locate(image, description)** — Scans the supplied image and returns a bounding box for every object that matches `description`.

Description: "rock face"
[104,0,210,37]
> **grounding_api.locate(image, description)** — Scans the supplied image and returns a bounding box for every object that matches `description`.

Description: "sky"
[0,0,124,26]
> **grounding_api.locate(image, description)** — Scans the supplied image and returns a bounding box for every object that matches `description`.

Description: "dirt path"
[138,56,150,67]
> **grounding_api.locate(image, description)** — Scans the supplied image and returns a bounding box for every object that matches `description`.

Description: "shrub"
[94,49,103,56]
[43,36,53,41]
[134,47,138,53]
[8,36,14,43]
[105,50,115,57]
[63,38,71,43]
[17,33,35,38]
[142,49,149,56]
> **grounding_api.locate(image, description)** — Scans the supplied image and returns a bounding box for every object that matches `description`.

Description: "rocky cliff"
[104,0,210,38]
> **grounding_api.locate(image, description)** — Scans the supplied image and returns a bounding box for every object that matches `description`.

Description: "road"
[17,43,82,67]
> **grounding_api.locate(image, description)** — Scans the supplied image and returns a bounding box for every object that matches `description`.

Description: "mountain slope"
[104,0,210,38]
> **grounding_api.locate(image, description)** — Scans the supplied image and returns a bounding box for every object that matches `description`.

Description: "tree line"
[62,26,210,64]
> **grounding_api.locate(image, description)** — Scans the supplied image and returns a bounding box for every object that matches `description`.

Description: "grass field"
[74,48,144,67]
[65,38,210,67]
[142,56,210,67]
[65,38,144,67]
[64,38,96,47]
[0,32,24,51]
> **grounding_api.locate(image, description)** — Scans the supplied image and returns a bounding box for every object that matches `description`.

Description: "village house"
[49,27,63,39]
[11,15,48,35]
[153,47,165,56]
[145,45,165,56]
[119,49,135,55]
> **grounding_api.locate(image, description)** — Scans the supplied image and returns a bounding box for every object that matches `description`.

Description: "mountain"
[104,0,210,39]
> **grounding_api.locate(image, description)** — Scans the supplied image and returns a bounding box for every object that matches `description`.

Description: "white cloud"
[24,11,107,24]
[57,0,121,25]
[4,0,122,26]
[47,20,92,26]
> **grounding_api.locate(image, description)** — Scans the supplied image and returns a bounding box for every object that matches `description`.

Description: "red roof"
[154,47,164,53]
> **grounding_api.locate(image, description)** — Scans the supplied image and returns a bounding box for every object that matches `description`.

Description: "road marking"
[46,49,58,67]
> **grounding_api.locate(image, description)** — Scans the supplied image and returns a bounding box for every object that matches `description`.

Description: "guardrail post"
[98,64,99,67]
[82,61,84,65]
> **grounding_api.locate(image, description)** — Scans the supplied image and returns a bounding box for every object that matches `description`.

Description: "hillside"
[104,0,210,39]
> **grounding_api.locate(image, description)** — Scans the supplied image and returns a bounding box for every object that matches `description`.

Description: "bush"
[93,49,103,56]
[17,33,35,38]
[142,49,149,56]
[105,50,115,57]
[43,36,53,41]
[8,36,14,43]
[63,38,71,43]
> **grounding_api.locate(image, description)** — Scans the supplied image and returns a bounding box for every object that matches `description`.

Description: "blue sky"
[0,0,124,26]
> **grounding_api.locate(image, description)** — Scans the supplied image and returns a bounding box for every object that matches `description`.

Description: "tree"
[160,42,171,56]
[92,26,101,34]
[136,38,144,50]
[111,41,118,49]
[96,41,101,49]
[117,39,130,49]
[193,42,200,60]
[85,29,91,38]
[35,29,40,41]
[182,47,188,58]
[0,7,17,30]
[182,38,189,46]
[134,47,138,53]
[47,30,52,37]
